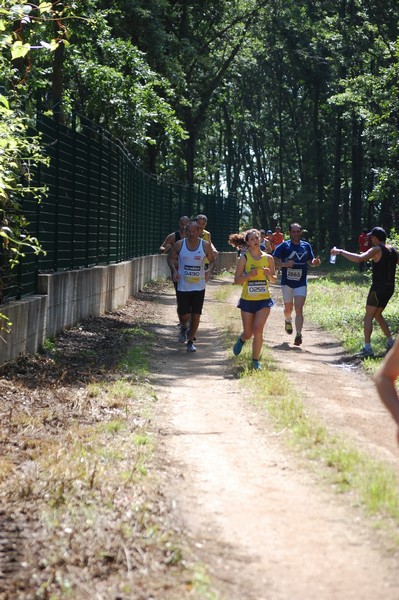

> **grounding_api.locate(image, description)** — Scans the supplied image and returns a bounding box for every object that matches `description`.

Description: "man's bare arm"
[204,241,215,278]
[374,338,399,443]
[167,240,182,280]
[331,246,380,263]
[159,232,175,254]
[273,257,295,268]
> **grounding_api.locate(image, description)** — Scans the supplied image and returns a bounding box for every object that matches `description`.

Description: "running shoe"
[285,320,293,334]
[187,340,197,352]
[293,333,302,346]
[357,346,374,357]
[233,336,245,356]
[252,359,262,370]
[178,326,187,343]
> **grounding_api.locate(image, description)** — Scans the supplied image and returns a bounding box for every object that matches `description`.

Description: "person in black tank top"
[331,227,399,357]
[371,244,398,292]
[159,216,190,298]
[159,216,190,254]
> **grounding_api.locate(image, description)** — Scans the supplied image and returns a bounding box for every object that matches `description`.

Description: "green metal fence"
[4,112,239,301]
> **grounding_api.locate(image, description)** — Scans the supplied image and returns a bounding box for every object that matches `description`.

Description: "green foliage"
[3,0,399,313]
[0,1,186,320]
[0,92,46,263]
[0,2,60,317]
[307,263,399,366]
[65,36,186,154]
[210,275,399,529]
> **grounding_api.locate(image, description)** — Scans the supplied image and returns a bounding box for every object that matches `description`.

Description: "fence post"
[70,111,77,268]
[2,112,240,302]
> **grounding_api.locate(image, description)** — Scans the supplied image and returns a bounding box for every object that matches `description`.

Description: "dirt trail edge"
[149,277,399,600]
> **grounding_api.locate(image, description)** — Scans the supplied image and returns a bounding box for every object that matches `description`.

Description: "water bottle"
[330,247,337,264]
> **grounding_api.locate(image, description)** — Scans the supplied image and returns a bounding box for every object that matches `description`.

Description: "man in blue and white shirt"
[273,223,321,346]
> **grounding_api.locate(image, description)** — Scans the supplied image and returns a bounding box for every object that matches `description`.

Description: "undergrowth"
[210,275,399,543]
[307,261,399,370]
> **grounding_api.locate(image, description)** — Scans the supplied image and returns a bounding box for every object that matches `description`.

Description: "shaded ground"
[0,286,200,599]
[264,276,399,469]
[151,277,399,599]
[0,276,399,598]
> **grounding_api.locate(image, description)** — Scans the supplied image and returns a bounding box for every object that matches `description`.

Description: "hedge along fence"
[3,111,240,302]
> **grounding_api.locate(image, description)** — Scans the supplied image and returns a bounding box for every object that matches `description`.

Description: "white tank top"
[177,239,207,292]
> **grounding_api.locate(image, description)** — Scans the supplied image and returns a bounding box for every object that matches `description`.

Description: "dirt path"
[150,277,399,599]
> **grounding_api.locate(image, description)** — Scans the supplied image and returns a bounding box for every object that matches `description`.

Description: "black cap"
[367,227,386,241]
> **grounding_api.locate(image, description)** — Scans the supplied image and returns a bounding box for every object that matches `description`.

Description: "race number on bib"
[287,268,302,282]
[248,279,267,295]
[183,263,200,283]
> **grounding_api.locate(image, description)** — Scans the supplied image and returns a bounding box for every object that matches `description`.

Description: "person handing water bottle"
[330,227,399,356]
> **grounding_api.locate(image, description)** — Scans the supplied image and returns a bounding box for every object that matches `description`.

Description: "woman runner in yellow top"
[232,229,277,370]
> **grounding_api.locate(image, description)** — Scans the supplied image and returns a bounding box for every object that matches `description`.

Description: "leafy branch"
[0,1,70,329]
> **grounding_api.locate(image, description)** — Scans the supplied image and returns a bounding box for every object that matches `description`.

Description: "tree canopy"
[2,0,399,256]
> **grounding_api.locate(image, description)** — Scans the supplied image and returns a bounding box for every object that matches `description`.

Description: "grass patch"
[208,276,399,539]
[252,351,399,525]
[6,373,192,594]
[119,345,151,375]
[107,379,137,402]
[191,564,221,599]
[210,281,241,349]
[102,419,126,434]
[121,325,154,338]
[0,309,204,599]
[133,433,151,446]
[307,266,399,371]
[42,337,56,352]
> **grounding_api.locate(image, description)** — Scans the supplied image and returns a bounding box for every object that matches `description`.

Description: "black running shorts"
[176,289,206,316]
[366,287,394,309]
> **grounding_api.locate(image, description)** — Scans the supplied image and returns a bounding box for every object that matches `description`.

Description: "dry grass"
[0,287,207,599]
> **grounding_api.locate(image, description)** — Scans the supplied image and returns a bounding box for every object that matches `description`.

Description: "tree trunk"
[350,115,364,245]
[185,129,196,185]
[313,87,326,251]
[278,67,285,228]
[330,109,343,245]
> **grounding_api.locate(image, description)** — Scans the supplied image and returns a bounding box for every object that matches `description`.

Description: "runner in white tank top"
[177,237,207,292]
[168,221,215,352]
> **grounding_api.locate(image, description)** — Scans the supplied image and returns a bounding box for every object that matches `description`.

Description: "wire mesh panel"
[1,113,239,301]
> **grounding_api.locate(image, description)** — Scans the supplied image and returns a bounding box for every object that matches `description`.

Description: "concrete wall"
[0,252,236,366]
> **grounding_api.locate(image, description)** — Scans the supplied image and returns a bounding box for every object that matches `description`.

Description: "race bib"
[183,264,201,283]
[248,279,267,295]
[287,268,302,282]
